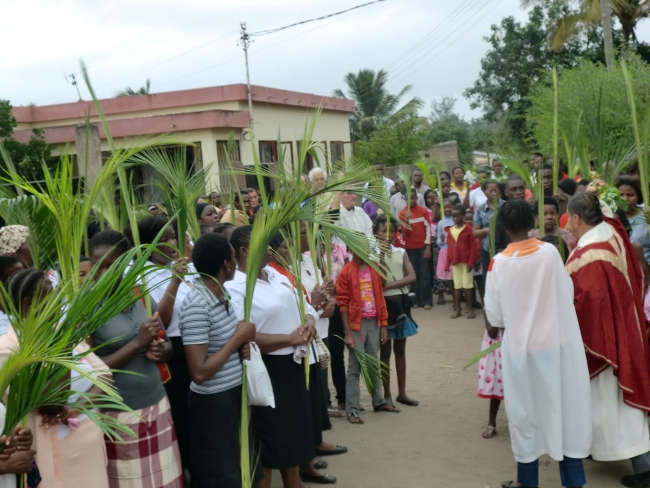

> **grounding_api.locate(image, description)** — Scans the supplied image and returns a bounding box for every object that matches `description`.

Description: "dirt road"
[277,305,632,488]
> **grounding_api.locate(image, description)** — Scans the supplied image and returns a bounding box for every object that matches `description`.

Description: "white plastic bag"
[244,342,275,408]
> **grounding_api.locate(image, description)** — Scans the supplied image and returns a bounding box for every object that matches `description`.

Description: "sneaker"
[622,471,650,488]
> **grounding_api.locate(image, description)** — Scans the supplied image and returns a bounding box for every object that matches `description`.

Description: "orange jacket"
[336,260,388,330]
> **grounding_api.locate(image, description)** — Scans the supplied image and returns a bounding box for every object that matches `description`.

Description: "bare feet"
[451,310,462,319]
[482,425,497,439]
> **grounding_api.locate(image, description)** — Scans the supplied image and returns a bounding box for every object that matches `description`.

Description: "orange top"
[500,238,544,258]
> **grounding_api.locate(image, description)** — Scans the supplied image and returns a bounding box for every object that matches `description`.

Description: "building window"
[330,141,344,164]
[216,140,241,165]
[296,141,314,172]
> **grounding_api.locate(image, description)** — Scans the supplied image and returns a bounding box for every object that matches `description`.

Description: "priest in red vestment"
[565,192,650,488]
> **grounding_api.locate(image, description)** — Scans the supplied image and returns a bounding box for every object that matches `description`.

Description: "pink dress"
[477,330,504,400]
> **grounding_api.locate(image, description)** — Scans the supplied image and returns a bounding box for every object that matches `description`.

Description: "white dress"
[485,240,592,463]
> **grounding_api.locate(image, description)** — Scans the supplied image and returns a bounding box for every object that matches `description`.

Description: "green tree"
[0,100,55,180]
[355,115,424,166]
[115,78,152,97]
[464,2,616,146]
[333,69,423,141]
[523,0,650,50]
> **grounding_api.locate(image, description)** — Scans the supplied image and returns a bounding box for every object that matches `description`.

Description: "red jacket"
[445,225,479,271]
[336,260,388,330]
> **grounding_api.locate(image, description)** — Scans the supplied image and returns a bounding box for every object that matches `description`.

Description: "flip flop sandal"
[396,396,419,407]
[327,408,345,418]
[482,425,497,438]
[348,412,364,424]
[374,404,401,413]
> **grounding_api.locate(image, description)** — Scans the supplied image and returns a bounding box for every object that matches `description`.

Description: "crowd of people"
[0,154,649,488]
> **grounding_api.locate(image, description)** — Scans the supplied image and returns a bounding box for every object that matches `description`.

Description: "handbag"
[243,343,275,408]
[315,335,330,370]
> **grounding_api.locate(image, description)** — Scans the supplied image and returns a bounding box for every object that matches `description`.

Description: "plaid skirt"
[103,396,183,488]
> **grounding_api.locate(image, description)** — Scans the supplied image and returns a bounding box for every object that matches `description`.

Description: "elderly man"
[565,192,650,488]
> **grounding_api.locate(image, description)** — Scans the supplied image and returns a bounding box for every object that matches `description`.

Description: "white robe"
[485,240,592,463]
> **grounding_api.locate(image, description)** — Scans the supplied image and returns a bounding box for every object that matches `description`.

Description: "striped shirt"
[179,278,242,394]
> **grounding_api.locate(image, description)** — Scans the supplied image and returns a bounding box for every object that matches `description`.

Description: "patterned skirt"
[477,330,504,401]
[103,396,183,488]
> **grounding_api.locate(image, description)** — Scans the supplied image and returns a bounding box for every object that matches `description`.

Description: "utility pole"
[600,0,615,69]
[240,22,254,129]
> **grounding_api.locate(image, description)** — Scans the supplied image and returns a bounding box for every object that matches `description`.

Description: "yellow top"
[450,224,465,241]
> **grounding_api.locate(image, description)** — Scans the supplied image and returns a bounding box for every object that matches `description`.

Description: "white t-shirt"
[469,187,487,210]
[225,268,319,356]
[301,255,328,338]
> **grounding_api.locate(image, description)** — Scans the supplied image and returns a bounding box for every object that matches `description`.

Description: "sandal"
[467,311,476,319]
[327,408,345,418]
[482,425,497,439]
[423,305,432,310]
[374,403,401,413]
[348,412,364,424]
[437,297,446,305]
[451,311,462,319]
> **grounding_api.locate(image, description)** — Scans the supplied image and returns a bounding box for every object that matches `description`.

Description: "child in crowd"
[465,210,484,305]
[445,204,478,319]
[435,198,454,305]
[478,316,503,439]
[337,249,400,425]
[529,196,577,253]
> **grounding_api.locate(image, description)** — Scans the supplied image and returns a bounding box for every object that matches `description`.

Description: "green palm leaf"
[463,341,502,371]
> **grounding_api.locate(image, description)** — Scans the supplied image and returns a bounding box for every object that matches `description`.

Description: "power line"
[249,0,386,36]
[384,0,482,72]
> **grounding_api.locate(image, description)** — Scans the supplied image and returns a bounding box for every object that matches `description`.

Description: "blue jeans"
[517,457,585,487]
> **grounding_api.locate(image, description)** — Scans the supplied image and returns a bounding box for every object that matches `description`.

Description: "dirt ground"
[271,304,634,488]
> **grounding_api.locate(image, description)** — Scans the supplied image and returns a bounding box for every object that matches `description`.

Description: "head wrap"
[0,225,29,256]
[195,203,209,221]
[558,178,577,196]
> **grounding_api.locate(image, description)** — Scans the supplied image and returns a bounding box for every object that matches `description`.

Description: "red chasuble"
[566,217,650,412]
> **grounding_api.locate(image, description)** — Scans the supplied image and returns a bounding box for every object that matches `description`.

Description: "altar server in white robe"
[484,199,591,488]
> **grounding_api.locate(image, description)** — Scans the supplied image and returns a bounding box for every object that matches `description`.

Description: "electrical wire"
[249,0,386,36]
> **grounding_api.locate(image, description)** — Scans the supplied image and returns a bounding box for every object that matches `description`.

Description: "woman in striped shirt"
[179,233,257,488]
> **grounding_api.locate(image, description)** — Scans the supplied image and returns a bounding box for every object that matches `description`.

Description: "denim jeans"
[406,247,432,307]
[517,457,585,487]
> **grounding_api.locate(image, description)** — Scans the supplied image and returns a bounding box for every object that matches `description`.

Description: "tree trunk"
[600,0,615,69]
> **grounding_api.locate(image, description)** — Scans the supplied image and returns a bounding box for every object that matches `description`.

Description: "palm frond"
[463,341,501,370]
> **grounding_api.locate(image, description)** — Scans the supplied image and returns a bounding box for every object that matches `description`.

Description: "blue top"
[436,216,454,249]
[473,200,505,252]
[629,211,650,261]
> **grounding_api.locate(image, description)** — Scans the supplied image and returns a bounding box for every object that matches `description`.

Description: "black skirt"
[252,354,314,469]
[165,336,192,470]
[189,385,263,488]
[308,358,331,446]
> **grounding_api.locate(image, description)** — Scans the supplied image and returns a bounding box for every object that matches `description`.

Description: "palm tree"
[333,69,423,141]
[115,78,152,97]
[522,0,650,59]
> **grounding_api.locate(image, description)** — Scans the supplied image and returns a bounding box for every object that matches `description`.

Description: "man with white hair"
[308,167,327,189]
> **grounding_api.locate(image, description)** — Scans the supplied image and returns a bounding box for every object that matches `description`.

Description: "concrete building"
[11,84,354,199]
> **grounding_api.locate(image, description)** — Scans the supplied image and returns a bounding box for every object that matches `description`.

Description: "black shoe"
[314,460,328,470]
[622,471,650,488]
[315,445,348,456]
[300,473,337,484]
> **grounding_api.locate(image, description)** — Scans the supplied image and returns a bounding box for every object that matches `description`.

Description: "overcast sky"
[2,0,649,121]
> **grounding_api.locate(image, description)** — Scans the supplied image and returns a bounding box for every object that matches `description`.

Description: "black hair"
[8,268,47,311]
[214,223,235,234]
[481,179,499,191]
[269,231,286,251]
[372,215,396,234]
[615,175,644,203]
[442,197,453,207]
[577,178,589,187]
[80,255,89,263]
[558,178,577,196]
[537,196,559,213]
[0,256,20,283]
[195,202,210,221]
[452,204,466,215]
[200,223,215,235]
[423,189,434,208]
[89,230,129,255]
[500,199,536,233]
[505,174,525,188]
[125,216,170,247]
[478,166,491,175]
[567,193,603,226]
[540,164,553,172]
[373,161,383,167]
[192,233,233,277]
[451,166,463,175]
[532,152,544,158]
[230,225,252,259]
[239,190,250,197]
[440,171,451,180]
